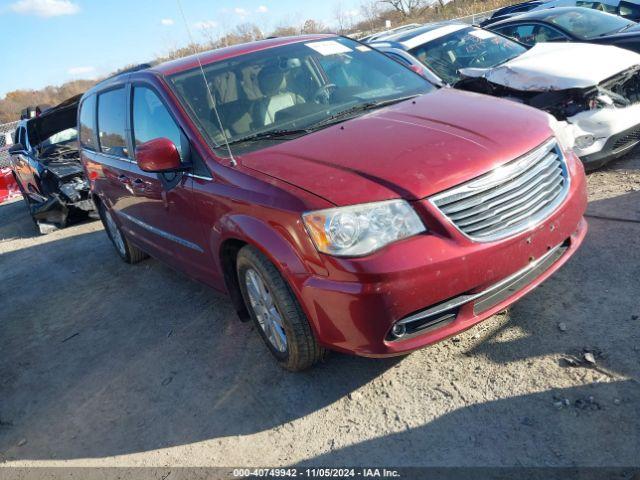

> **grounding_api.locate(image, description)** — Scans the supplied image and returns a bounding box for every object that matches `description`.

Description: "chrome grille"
[430,138,569,242]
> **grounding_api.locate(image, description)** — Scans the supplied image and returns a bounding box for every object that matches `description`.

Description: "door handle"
[117,174,130,185]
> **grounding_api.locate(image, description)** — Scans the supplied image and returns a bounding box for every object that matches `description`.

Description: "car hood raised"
[459,42,640,91]
[27,94,80,148]
[239,89,555,206]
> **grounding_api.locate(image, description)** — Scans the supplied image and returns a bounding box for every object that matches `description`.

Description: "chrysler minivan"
[80,35,588,371]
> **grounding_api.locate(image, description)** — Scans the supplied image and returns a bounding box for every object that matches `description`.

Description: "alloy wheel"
[245,268,288,353]
[103,209,126,257]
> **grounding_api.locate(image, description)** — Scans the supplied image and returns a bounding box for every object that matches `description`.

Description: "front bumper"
[580,123,640,170]
[296,156,588,357]
[569,103,640,169]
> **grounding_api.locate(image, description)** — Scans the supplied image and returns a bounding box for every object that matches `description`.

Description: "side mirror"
[136,138,182,173]
[8,143,25,155]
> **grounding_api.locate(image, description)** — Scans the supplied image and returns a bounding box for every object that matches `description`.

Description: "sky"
[0,0,362,98]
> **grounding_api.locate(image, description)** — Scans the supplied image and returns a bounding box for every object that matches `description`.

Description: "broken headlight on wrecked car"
[575,134,596,149]
[303,200,426,257]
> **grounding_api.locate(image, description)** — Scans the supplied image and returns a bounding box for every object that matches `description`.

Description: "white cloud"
[67,66,95,76]
[9,0,79,17]
[234,7,249,16]
[194,20,218,30]
[256,5,268,13]
[160,18,174,26]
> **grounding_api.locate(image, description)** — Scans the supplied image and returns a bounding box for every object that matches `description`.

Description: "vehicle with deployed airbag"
[370,23,640,169]
[9,95,95,231]
[484,7,640,52]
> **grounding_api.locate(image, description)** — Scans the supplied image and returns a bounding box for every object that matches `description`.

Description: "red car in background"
[0,165,19,204]
[0,132,19,204]
[81,35,588,371]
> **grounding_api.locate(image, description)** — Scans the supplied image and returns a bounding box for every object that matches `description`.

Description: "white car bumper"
[567,102,640,168]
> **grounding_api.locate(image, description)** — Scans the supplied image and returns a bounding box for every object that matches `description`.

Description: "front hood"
[459,42,640,91]
[611,23,640,35]
[239,89,554,206]
[27,94,80,148]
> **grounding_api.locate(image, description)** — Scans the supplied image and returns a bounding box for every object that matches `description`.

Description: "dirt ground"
[0,152,639,469]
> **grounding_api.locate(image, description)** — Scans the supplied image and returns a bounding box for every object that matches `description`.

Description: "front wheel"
[98,202,148,264]
[236,245,324,371]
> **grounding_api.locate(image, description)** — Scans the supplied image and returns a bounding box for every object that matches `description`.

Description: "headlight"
[302,199,426,257]
[575,134,595,149]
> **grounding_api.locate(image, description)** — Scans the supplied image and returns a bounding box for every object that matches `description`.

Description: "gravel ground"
[0,153,639,468]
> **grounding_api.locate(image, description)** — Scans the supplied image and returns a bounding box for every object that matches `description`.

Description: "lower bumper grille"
[473,241,568,315]
[388,240,570,341]
[611,125,640,151]
[430,138,569,242]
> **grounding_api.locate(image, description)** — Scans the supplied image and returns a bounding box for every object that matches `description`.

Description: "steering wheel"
[313,83,337,104]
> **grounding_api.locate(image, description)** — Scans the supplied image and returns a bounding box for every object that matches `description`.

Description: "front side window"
[169,37,434,152]
[547,8,635,38]
[132,86,183,158]
[408,27,527,84]
[79,95,97,151]
[533,25,569,42]
[619,1,640,18]
[97,88,129,158]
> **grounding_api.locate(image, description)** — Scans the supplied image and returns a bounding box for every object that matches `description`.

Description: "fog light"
[575,134,595,149]
[391,324,406,338]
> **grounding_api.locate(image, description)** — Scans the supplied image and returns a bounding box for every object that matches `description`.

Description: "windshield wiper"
[226,128,311,146]
[309,95,420,129]
[223,95,419,146]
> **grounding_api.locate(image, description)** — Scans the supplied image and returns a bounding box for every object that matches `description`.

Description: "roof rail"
[105,62,157,80]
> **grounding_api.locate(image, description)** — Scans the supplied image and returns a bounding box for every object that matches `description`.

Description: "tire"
[236,245,324,371]
[97,202,148,264]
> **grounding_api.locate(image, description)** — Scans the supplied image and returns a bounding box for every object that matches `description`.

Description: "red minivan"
[80,35,588,371]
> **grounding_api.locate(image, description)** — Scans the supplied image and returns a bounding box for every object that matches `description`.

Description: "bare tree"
[233,23,264,42]
[271,25,299,37]
[360,0,383,31]
[379,0,429,17]
[333,4,354,34]
[301,19,327,34]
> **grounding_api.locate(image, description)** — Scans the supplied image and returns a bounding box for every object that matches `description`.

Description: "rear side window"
[97,88,129,158]
[132,86,183,159]
[79,95,97,151]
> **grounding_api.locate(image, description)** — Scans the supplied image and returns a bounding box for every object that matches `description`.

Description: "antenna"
[176,0,237,166]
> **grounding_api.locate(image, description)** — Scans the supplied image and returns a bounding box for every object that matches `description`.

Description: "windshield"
[169,37,434,151]
[408,27,527,84]
[546,9,636,39]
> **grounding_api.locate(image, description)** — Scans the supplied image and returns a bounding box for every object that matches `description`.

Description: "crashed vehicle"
[482,0,640,25]
[369,23,640,169]
[9,95,95,230]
